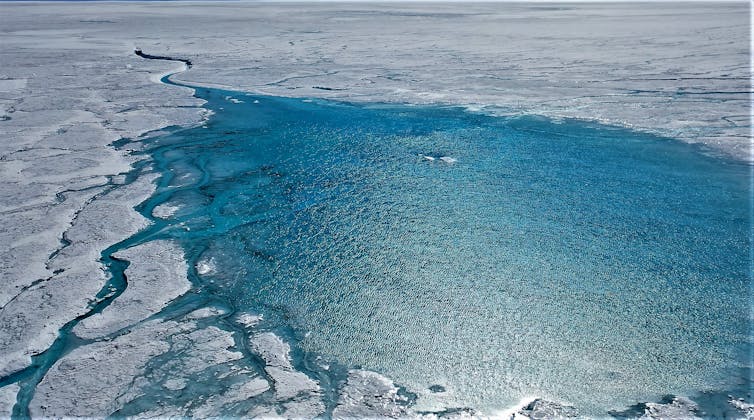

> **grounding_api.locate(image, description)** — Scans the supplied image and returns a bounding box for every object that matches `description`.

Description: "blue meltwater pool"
[132,84,751,416]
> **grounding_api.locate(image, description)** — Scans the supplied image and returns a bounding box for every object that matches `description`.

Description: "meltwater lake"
[124,80,750,416]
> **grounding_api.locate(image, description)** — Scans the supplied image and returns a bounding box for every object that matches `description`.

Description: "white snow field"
[0,1,750,418]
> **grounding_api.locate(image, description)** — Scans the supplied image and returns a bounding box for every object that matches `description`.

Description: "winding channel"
[2,51,199,418]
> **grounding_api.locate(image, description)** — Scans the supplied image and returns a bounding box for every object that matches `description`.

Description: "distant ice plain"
[0,1,751,418]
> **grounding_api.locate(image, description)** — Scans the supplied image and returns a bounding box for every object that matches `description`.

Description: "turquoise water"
[136,85,750,415]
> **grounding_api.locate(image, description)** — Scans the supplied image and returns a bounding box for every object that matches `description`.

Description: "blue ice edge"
[3,65,751,418]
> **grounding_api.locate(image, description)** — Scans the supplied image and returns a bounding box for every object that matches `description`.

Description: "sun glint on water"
[137,86,751,416]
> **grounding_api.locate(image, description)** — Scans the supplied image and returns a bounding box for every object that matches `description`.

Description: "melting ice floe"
[607,395,703,419]
[422,155,457,164]
[234,312,263,328]
[195,257,217,275]
[730,398,754,419]
[224,95,244,104]
[152,203,181,219]
[0,384,19,418]
[509,398,579,419]
[639,397,701,419]
[333,369,412,418]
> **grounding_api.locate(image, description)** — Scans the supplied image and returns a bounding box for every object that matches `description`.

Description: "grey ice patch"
[248,332,324,415]
[73,240,190,339]
[195,257,217,276]
[640,396,701,419]
[730,398,754,419]
[152,203,181,219]
[515,398,579,419]
[265,366,321,401]
[31,320,174,417]
[235,312,264,328]
[163,378,188,391]
[190,378,269,418]
[0,78,27,92]
[224,95,244,104]
[31,310,264,418]
[332,369,411,419]
[0,384,19,418]
[0,9,205,381]
[186,306,228,320]
[250,332,293,369]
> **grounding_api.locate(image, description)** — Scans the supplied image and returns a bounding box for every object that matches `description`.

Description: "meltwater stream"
[128,80,750,416]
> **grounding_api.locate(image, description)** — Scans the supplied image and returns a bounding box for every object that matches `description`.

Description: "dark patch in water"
[429,384,446,393]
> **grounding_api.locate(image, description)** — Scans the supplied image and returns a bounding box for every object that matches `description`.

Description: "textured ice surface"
[1,2,749,160]
[30,314,258,417]
[73,240,191,339]
[731,399,754,419]
[0,171,163,377]
[152,203,182,219]
[0,384,18,418]
[608,395,704,419]
[333,370,412,419]
[248,332,323,413]
[514,398,579,420]
[640,397,701,419]
[250,332,295,370]
[32,305,325,417]
[0,5,207,381]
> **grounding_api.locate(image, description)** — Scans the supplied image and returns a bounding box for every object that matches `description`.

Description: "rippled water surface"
[140,85,751,415]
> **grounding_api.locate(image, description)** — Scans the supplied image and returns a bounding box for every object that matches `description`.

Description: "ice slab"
[31,314,259,417]
[73,240,191,339]
[0,384,19,418]
[333,369,411,419]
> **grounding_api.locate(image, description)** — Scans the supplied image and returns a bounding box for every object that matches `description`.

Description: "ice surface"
[30,315,254,417]
[609,395,705,419]
[31,297,399,418]
[0,172,162,376]
[641,397,701,419]
[333,369,411,419]
[250,332,294,370]
[152,203,181,219]
[249,332,323,412]
[514,399,579,419]
[731,398,754,419]
[73,240,191,339]
[1,2,748,161]
[0,384,19,418]
[167,2,748,161]
[0,5,207,380]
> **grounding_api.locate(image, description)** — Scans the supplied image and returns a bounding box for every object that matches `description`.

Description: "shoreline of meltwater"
[26,75,747,417]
